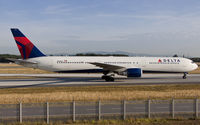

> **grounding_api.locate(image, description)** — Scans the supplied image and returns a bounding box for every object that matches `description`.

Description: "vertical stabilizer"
[11,28,45,59]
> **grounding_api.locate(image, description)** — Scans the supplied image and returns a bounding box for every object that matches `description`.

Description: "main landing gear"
[183,72,188,79]
[101,75,114,82]
[101,71,115,82]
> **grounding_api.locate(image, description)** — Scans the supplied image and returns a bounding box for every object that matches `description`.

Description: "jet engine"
[126,68,142,77]
[118,68,142,77]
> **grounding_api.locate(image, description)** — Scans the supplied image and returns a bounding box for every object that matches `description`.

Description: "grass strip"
[3,118,200,125]
[0,84,199,104]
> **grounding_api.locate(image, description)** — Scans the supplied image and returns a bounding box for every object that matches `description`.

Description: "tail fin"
[10,28,45,59]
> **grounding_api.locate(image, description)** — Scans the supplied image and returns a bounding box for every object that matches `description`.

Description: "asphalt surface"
[0,73,200,88]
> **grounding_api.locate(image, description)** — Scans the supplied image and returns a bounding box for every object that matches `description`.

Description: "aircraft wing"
[90,62,126,72]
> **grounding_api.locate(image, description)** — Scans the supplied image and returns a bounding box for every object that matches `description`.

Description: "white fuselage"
[26,56,198,73]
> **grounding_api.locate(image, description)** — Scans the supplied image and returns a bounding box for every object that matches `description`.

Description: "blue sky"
[1,0,200,57]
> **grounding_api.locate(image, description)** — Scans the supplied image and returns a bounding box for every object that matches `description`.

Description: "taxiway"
[0,73,199,88]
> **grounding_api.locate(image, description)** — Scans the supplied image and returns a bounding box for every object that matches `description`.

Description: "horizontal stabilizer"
[7,58,38,68]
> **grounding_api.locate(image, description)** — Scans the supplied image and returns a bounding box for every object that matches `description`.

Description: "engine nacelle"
[126,68,142,77]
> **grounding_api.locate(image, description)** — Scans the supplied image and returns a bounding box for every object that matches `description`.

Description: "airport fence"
[0,98,199,124]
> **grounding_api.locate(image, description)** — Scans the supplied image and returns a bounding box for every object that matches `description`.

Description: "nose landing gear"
[183,72,188,79]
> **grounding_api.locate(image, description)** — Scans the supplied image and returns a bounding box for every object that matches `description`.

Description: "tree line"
[0,54,20,63]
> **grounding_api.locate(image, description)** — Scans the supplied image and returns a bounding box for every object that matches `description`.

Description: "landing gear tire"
[102,75,114,82]
[101,75,107,79]
[105,76,114,82]
[183,72,187,79]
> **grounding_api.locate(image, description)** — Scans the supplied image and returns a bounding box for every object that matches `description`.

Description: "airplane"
[10,28,198,82]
